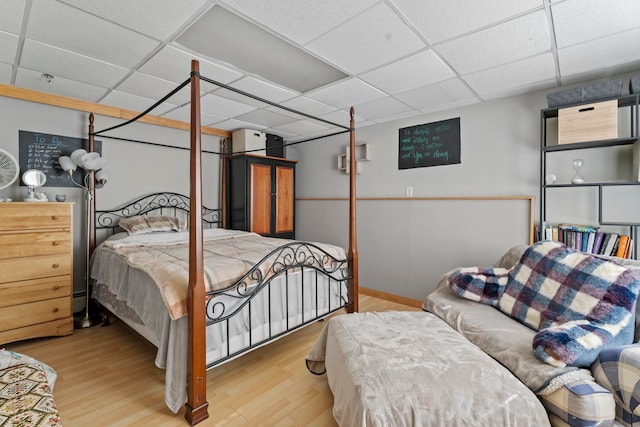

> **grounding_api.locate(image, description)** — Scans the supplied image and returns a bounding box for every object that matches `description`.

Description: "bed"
[87,60,359,425]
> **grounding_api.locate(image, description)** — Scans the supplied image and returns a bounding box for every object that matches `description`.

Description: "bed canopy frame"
[86,60,359,425]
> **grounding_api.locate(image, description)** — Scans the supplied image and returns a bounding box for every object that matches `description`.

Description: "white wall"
[294,71,640,301]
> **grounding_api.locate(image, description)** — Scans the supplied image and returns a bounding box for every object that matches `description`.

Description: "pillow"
[119,215,186,235]
[446,266,509,307]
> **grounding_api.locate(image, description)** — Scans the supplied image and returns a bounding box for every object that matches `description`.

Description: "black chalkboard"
[19,130,101,187]
[398,117,461,169]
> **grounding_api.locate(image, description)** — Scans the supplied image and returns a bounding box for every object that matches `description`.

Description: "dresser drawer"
[0,254,71,283]
[0,276,71,307]
[0,296,71,331]
[0,203,72,231]
[0,231,71,260]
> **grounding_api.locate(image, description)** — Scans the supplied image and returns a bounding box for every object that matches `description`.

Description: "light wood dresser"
[0,202,73,344]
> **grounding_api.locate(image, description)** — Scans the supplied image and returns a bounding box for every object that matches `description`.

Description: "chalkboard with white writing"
[19,130,101,187]
[398,117,460,169]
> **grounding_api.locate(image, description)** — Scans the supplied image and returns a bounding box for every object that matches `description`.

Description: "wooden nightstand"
[0,202,74,343]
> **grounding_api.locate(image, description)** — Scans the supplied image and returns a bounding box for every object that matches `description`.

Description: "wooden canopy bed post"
[348,107,359,313]
[186,59,209,425]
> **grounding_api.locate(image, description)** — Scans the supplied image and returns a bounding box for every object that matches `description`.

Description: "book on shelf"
[585,231,596,253]
[615,235,631,258]
[591,232,605,254]
[603,233,619,256]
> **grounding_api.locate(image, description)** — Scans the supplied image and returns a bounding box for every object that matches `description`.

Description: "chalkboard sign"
[398,117,461,169]
[19,130,101,187]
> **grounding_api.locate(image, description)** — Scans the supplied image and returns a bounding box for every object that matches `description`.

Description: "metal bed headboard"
[95,192,221,233]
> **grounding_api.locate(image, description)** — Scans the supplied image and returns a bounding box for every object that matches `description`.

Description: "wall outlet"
[405,186,413,197]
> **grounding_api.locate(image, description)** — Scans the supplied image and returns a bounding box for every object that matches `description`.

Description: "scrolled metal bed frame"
[88,60,359,425]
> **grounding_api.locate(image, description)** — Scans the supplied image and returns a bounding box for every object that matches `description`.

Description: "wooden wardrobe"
[227,154,296,239]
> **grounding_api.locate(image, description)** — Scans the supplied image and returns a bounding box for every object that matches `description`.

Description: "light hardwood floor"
[7,294,420,427]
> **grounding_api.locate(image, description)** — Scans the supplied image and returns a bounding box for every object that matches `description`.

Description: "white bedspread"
[306,311,551,427]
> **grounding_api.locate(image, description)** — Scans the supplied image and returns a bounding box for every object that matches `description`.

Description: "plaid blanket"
[447,241,640,367]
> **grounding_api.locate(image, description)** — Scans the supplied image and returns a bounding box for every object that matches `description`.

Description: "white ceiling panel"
[360,50,455,94]
[0,31,18,64]
[464,53,556,97]
[207,118,267,132]
[306,78,386,109]
[20,39,129,88]
[395,78,476,110]
[275,96,337,118]
[59,0,210,40]
[0,0,25,35]
[558,27,640,77]
[436,10,551,75]
[15,67,108,102]
[552,0,640,48]
[306,2,426,74]
[27,0,159,68]
[139,46,243,85]
[199,93,257,118]
[161,105,223,126]
[354,97,413,120]
[233,109,298,128]
[226,76,298,104]
[116,72,192,106]
[271,119,331,138]
[394,0,543,43]
[100,90,176,116]
[219,0,379,45]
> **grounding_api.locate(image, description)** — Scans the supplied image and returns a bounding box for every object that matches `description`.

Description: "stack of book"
[539,223,633,258]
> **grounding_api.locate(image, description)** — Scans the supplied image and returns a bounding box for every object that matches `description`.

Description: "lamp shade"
[80,152,106,171]
[58,156,77,174]
[70,149,87,166]
[96,168,110,185]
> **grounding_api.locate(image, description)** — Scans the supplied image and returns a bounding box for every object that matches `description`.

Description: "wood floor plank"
[6,294,419,426]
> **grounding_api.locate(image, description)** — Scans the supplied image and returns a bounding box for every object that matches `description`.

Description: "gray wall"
[293,71,640,301]
[1,70,638,307]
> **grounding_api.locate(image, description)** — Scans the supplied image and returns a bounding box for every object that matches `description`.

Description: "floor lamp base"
[74,313,93,329]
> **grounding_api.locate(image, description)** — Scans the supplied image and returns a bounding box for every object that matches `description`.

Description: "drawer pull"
[52,241,60,246]
[51,216,59,220]
[52,285,60,291]
[52,307,59,313]
[52,263,60,268]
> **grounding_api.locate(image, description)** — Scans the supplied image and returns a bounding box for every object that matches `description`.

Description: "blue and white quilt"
[447,241,640,367]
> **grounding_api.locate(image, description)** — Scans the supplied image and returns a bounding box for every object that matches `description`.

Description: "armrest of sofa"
[593,345,640,426]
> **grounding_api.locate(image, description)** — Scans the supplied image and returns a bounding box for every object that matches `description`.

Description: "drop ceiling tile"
[139,46,243,85]
[219,0,378,45]
[463,53,556,96]
[0,31,18,64]
[161,105,223,126]
[479,79,556,102]
[200,93,257,118]
[59,0,210,40]
[227,76,298,104]
[371,109,421,124]
[15,67,108,102]
[271,120,331,138]
[0,0,25,34]
[395,78,477,110]
[420,97,479,115]
[208,118,267,132]
[28,0,158,68]
[20,39,129,87]
[275,96,338,117]
[306,2,426,74]
[552,0,640,48]
[393,0,542,44]
[116,72,192,105]
[354,97,413,121]
[0,63,12,84]
[100,90,176,116]
[233,108,298,128]
[557,27,640,77]
[306,78,386,109]
[318,109,365,129]
[436,10,551,74]
[360,50,455,94]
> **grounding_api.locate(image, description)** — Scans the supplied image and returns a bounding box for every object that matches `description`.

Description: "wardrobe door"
[250,162,272,235]
[274,164,294,236]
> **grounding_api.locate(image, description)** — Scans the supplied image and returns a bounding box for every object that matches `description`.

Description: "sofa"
[424,242,640,427]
